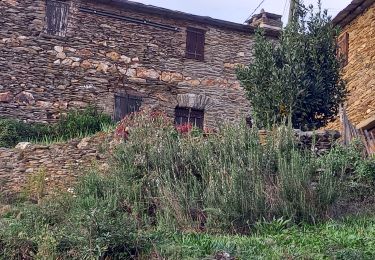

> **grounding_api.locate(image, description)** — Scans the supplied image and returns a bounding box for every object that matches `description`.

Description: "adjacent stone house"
[330,0,375,134]
[0,0,281,128]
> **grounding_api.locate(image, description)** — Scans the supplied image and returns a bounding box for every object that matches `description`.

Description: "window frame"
[45,0,70,37]
[114,93,142,122]
[185,27,205,61]
[175,107,204,129]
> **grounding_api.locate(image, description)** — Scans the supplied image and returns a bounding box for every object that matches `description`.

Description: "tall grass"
[111,111,347,233]
[0,173,152,259]
[0,111,368,258]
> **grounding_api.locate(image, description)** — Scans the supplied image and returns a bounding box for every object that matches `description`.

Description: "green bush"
[0,111,374,258]
[111,111,347,232]
[237,2,347,130]
[0,119,51,148]
[0,174,152,259]
[317,141,375,209]
[320,140,375,182]
[0,106,113,148]
[55,106,112,140]
[355,157,375,181]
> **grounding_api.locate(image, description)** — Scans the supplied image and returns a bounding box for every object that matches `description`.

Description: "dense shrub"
[55,106,112,139]
[0,119,51,148]
[320,141,375,209]
[0,106,113,148]
[356,158,375,181]
[111,111,350,233]
[1,111,374,258]
[237,2,347,130]
[0,174,153,259]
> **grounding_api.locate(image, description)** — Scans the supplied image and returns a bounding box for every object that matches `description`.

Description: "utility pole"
[288,0,299,23]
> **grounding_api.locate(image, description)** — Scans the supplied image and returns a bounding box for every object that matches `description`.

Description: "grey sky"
[132,0,351,25]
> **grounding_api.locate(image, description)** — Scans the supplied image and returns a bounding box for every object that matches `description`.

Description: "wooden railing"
[340,107,375,156]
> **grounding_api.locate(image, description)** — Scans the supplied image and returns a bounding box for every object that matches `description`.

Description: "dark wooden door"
[114,94,142,121]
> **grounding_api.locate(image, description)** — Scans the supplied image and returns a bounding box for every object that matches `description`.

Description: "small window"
[114,94,142,121]
[337,32,349,67]
[186,27,205,61]
[175,107,204,129]
[45,0,70,37]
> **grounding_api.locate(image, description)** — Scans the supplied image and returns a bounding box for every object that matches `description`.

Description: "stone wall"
[327,2,375,130]
[0,133,113,195]
[296,130,341,155]
[0,129,340,195]
[0,0,274,128]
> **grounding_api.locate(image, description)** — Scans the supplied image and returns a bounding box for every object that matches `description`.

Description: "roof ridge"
[333,0,374,27]
[85,0,281,37]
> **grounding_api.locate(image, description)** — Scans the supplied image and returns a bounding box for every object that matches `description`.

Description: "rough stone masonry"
[0,129,339,195]
[328,1,375,131]
[0,0,281,128]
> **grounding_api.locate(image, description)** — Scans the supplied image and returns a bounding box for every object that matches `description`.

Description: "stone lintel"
[176,94,211,110]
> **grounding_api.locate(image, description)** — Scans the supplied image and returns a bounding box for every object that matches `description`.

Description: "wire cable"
[245,0,266,23]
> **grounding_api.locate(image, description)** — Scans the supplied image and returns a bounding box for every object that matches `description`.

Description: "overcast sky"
[132,0,351,25]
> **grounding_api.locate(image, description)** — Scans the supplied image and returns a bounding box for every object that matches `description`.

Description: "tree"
[237,1,347,130]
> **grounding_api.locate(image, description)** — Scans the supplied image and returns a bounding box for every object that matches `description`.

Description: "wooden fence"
[341,107,375,156]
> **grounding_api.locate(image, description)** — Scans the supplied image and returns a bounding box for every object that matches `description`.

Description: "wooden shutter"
[337,32,349,67]
[186,29,196,60]
[114,95,123,122]
[128,95,142,113]
[175,107,204,129]
[114,94,142,121]
[46,0,70,37]
[186,27,205,61]
[195,31,205,61]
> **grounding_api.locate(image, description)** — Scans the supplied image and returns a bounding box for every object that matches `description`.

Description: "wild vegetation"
[237,3,347,130]
[0,111,374,259]
[0,106,113,148]
[159,216,375,259]
[0,1,374,259]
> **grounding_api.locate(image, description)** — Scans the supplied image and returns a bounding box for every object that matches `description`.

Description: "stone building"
[330,0,375,134]
[0,0,281,128]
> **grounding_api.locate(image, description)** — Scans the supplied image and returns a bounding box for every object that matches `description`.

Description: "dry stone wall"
[0,130,340,195]
[296,130,341,155]
[327,2,375,130]
[0,0,265,128]
[0,132,113,195]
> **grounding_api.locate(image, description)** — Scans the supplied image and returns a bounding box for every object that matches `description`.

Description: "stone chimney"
[246,9,283,31]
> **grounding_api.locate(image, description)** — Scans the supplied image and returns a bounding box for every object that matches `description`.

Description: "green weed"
[157,215,375,259]
[0,106,114,148]
[0,111,374,259]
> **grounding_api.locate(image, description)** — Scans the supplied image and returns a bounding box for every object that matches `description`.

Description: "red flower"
[176,123,193,134]
[115,123,129,140]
